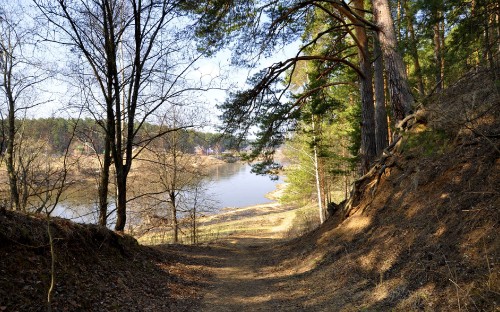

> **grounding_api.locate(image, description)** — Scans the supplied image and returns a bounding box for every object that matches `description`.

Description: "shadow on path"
[195,233,308,312]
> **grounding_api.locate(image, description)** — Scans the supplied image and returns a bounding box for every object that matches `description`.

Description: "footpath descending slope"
[193,69,500,311]
[0,199,298,311]
[1,69,498,311]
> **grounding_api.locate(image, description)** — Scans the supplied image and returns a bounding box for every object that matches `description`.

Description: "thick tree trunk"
[100,0,128,233]
[396,0,402,42]
[372,0,414,121]
[98,135,111,226]
[354,0,377,172]
[373,37,389,155]
[359,58,377,172]
[114,171,127,232]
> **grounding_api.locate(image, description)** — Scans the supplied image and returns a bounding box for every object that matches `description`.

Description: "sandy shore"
[138,182,301,245]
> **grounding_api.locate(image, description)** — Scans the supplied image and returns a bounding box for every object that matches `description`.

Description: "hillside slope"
[0,211,208,311]
[260,69,499,311]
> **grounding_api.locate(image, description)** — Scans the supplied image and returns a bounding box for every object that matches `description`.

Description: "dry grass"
[138,202,303,245]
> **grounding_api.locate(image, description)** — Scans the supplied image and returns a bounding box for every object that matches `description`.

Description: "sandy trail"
[195,203,300,312]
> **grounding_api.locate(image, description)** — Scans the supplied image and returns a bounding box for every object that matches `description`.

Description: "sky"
[14,1,301,134]
[29,42,299,134]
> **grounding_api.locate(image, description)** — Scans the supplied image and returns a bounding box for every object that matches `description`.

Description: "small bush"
[286,207,319,238]
[402,130,451,157]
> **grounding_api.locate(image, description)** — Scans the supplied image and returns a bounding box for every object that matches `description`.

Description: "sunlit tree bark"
[353,0,377,171]
[372,0,414,121]
[373,37,389,155]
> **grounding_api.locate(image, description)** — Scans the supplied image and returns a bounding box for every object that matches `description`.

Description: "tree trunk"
[192,207,197,245]
[319,158,328,209]
[102,1,128,233]
[433,20,443,91]
[372,0,414,121]
[170,191,179,243]
[6,98,20,211]
[440,18,445,86]
[313,142,324,224]
[98,135,111,226]
[114,171,127,232]
[484,9,495,68]
[3,56,21,211]
[170,125,180,243]
[373,37,389,155]
[403,0,425,97]
[354,0,377,172]
[20,161,29,210]
[396,0,402,43]
[496,4,500,66]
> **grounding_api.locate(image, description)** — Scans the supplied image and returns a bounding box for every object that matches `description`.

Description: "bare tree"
[34,0,211,231]
[0,2,50,211]
[184,179,216,244]
[133,107,207,243]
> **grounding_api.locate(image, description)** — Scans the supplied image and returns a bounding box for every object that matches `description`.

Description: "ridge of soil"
[0,212,209,311]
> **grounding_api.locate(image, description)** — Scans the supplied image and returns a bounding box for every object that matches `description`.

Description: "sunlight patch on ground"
[406,201,427,218]
[340,216,372,234]
[395,284,436,310]
[290,251,328,275]
[372,284,390,301]
[371,278,408,303]
[359,253,375,271]
[440,192,450,199]
[433,224,447,238]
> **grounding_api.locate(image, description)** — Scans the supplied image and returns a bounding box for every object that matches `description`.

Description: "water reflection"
[52,162,281,224]
[51,203,99,224]
[207,162,281,209]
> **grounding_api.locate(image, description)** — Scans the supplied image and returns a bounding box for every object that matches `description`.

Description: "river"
[51,162,282,224]
[207,162,282,209]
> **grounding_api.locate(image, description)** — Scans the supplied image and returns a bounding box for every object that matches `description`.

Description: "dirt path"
[193,203,301,312]
[198,237,281,311]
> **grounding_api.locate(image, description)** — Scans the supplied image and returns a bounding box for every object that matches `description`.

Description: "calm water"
[52,162,281,223]
[207,162,281,209]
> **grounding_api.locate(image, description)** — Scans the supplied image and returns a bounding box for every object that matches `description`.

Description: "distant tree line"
[0,118,239,155]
